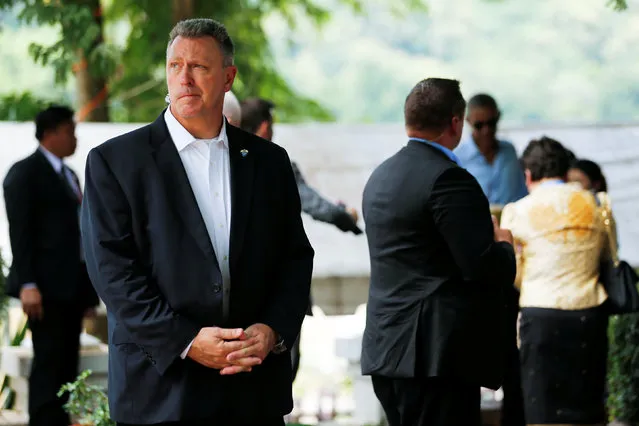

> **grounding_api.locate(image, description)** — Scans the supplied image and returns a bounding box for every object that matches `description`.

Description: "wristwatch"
[272,334,287,354]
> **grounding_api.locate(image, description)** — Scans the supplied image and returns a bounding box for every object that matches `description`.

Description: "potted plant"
[59,369,114,426]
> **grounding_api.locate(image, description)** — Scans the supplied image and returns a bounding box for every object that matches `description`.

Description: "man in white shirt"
[80,18,313,426]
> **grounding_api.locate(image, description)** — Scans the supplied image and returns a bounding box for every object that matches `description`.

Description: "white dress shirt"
[163,108,232,359]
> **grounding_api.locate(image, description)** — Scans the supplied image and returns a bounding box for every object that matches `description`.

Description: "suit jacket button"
[213,284,222,293]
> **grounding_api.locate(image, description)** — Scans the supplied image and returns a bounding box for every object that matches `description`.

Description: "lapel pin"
[240,149,248,158]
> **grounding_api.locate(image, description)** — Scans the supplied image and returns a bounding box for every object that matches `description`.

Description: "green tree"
[0,0,424,122]
[0,0,627,122]
[0,91,65,121]
[0,0,116,121]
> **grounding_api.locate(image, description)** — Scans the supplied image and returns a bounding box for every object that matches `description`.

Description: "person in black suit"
[361,78,516,426]
[3,105,99,426]
[238,97,362,382]
[80,18,314,426]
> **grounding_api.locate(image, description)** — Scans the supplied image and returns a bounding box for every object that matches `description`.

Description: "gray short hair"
[167,18,234,67]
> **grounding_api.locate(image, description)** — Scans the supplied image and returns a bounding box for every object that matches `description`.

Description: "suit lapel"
[150,113,220,270]
[33,149,79,204]
[227,124,255,272]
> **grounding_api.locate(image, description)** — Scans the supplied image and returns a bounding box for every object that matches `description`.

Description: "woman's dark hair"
[520,136,571,182]
[571,159,608,192]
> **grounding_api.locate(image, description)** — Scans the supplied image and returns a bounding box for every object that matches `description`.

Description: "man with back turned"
[361,78,516,425]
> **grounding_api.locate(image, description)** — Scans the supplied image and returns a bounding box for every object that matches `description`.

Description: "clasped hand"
[187,323,276,375]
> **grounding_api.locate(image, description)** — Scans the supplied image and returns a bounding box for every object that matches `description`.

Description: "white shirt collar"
[164,107,228,152]
[38,145,64,173]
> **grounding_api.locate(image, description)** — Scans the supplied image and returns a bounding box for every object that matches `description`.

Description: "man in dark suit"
[361,78,516,426]
[80,18,314,426]
[3,105,99,426]
[239,96,362,382]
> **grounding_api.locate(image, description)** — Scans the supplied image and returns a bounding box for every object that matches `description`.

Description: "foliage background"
[0,0,637,123]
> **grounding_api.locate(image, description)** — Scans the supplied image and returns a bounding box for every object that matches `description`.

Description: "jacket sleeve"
[260,154,315,349]
[81,148,199,375]
[291,162,362,234]
[3,163,37,291]
[429,167,516,286]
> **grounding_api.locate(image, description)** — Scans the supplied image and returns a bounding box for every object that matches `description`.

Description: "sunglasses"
[472,118,499,131]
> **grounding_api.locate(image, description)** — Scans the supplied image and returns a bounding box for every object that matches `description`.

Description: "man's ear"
[224,66,237,92]
[524,169,532,187]
[256,120,270,139]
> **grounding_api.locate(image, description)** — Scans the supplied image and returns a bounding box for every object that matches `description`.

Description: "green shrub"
[59,370,114,426]
[607,270,639,424]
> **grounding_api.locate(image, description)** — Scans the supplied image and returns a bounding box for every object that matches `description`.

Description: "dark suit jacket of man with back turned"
[80,112,314,424]
[361,140,516,423]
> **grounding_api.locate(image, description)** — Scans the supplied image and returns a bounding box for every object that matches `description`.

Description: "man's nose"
[178,67,193,85]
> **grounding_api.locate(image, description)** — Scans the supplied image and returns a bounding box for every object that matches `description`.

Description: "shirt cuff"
[21,283,37,290]
[180,339,194,359]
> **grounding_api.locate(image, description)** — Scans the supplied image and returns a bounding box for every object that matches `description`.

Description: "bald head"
[223,91,242,127]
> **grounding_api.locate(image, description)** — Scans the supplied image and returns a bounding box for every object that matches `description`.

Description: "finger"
[226,342,263,362]
[220,365,253,375]
[227,355,262,367]
[213,327,246,340]
[491,215,499,228]
[35,305,44,320]
[221,337,259,353]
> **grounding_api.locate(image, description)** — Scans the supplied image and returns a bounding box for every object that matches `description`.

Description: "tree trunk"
[172,0,195,23]
[74,0,109,122]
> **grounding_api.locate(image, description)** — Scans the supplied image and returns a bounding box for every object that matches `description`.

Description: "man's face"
[166,36,237,120]
[48,120,77,158]
[467,106,500,149]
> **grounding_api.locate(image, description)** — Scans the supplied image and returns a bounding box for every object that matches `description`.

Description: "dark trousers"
[500,346,525,426]
[500,290,525,426]
[118,419,285,426]
[371,376,481,426]
[28,304,84,426]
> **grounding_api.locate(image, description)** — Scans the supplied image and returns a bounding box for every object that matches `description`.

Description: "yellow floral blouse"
[500,182,611,310]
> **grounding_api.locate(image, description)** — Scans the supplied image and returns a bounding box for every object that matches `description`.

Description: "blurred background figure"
[239,96,362,383]
[455,94,528,206]
[222,90,242,127]
[3,106,99,426]
[569,159,609,193]
[501,137,610,426]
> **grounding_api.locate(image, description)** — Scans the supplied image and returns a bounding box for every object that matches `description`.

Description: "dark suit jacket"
[3,149,98,308]
[80,113,314,423]
[360,140,516,390]
[292,162,362,235]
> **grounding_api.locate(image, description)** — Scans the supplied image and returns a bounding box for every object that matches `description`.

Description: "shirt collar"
[38,145,64,173]
[409,138,462,166]
[164,107,228,152]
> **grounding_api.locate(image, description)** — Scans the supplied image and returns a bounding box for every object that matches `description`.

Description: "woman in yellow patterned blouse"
[500,137,609,426]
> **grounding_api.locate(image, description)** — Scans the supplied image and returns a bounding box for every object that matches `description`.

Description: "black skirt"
[519,306,608,424]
